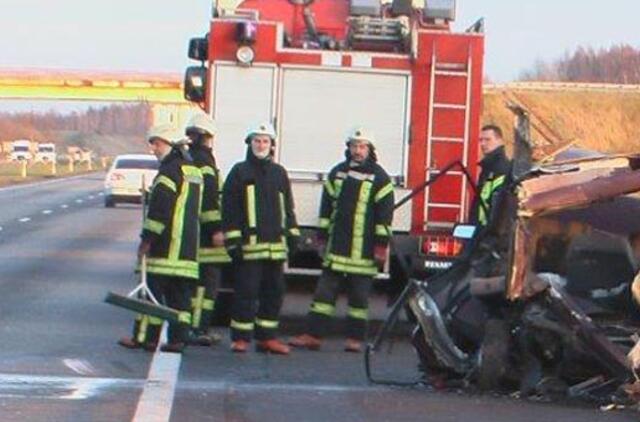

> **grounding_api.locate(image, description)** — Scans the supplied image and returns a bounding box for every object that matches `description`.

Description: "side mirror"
[188,36,209,61]
[184,66,207,103]
[453,224,476,240]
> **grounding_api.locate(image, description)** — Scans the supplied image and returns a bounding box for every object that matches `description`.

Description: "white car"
[104,154,158,207]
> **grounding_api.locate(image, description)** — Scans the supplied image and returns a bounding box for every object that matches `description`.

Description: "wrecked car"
[368,108,640,404]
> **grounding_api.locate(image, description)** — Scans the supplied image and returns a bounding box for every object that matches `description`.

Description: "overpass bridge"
[0,68,194,127]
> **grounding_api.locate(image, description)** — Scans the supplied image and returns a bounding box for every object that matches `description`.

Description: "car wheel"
[104,196,115,208]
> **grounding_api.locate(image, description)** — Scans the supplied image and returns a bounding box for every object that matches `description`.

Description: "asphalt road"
[0,173,635,421]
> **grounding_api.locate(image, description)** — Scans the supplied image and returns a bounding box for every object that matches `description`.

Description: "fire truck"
[183,0,485,283]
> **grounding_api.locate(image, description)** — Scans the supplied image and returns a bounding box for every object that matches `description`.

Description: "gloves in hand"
[373,245,388,266]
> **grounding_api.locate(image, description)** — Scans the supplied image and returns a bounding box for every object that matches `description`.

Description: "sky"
[0,0,638,84]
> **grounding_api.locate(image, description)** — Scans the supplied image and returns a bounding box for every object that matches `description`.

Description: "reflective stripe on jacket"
[320,159,394,276]
[222,150,299,261]
[141,150,202,279]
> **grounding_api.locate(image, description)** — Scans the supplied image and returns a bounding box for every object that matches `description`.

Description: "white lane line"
[63,359,96,376]
[42,209,53,215]
[60,204,69,209]
[18,217,31,223]
[0,373,141,400]
[133,325,181,422]
[88,195,95,199]
[0,173,100,193]
[98,192,105,196]
[75,199,84,204]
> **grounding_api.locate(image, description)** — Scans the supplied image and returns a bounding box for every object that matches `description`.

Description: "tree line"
[0,103,151,143]
[520,44,640,84]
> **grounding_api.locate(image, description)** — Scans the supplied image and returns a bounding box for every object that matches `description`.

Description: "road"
[0,173,635,421]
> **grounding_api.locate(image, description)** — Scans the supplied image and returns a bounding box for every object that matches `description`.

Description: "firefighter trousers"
[131,273,194,345]
[191,264,219,334]
[230,260,285,342]
[307,269,373,340]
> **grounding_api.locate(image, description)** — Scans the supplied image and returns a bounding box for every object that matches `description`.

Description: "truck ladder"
[424,43,473,228]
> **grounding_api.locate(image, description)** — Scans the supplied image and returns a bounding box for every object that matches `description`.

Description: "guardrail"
[485,81,640,93]
[0,156,113,181]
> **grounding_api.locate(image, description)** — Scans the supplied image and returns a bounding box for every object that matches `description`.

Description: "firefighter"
[184,113,230,346]
[118,124,202,354]
[289,127,394,353]
[222,122,300,354]
[469,124,512,227]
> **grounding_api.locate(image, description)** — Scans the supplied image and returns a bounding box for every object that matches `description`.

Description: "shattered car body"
[398,109,640,401]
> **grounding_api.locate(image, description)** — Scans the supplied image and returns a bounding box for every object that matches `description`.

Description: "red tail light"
[421,235,463,257]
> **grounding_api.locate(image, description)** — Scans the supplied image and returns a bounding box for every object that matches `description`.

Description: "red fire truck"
[183,0,485,282]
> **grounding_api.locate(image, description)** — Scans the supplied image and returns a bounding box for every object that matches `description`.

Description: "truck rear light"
[421,235,462,257]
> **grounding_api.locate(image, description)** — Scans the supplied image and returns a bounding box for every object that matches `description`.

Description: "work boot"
[344,338,362,353]
[188,330,215,347]
[117,337,141,350]
[209,331,223,344]
[256,339,291,355]
[231,340,250,353]
[142,342,159,352]
[288,334,322,351]
[160,342,186,354]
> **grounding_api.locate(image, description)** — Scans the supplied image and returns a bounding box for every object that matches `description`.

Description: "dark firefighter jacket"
[190,144,230,264]
[222,149,300,261]
[141,149,203,279]
[469,145,512,226]
[319,159,395,276]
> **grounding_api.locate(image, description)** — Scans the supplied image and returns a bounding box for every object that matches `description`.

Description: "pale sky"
[0,0,638,82]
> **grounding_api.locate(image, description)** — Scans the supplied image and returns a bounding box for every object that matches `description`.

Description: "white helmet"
[147,124,182,145]
[186,113,217,137]
[346,127,376,146]
[245,122,276,143]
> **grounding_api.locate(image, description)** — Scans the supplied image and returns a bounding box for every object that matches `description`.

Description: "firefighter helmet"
[185,113,217,137]
[147,124,182,145]
[245,122,277,143]
[346,127,376,146]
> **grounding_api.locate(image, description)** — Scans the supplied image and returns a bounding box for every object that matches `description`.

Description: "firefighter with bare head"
[469,124,511,227]
[290,127,395,353]
[222,122,300,354]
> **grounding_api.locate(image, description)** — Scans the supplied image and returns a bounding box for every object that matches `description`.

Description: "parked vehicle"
[104,154,158,207]
[35,143,56,162]
[10,140,32,161]
[183,0,485,283]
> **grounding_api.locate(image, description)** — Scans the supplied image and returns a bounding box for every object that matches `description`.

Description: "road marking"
[133,324,181,422]
[60,204,69,209]
[63,359,96,376]
[42,210,53,215]
[18,217,31,223]
[75,199,84,204]
[88,195,95,199]
[0,173,101,193]
[98,192,105,196]
[0,373,140,400]
[180,381,390,393]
